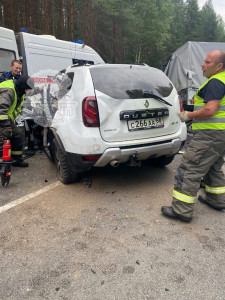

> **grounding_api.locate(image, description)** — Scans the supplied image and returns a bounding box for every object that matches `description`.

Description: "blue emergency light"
[72,40,84,44]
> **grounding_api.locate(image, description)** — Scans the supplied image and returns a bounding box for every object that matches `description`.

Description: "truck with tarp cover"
[162,41,225,111]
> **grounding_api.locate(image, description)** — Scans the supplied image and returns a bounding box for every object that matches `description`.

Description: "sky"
[198,0,225,22]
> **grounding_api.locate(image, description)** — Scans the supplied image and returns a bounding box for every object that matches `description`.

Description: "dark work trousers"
[172,130,225,219]
[0,123,23,160]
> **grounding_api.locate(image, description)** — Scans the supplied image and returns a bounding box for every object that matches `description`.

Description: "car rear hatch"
[89,64,181,143]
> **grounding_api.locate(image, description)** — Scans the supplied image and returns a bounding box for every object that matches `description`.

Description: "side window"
[58,72,74,99]
[0,49,16,71]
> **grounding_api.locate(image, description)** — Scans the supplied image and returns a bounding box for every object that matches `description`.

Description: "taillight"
[178,95,184,112]
[82,155,101,161]
[82,96,100,127]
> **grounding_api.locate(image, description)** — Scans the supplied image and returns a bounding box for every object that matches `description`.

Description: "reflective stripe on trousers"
[205,185,225,194]
[11,150,23,156]
[173,190,195,203]
[0,115,9,120]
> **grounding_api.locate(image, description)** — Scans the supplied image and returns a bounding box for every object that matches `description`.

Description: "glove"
[0,127,12,139]
[179,111,191,122]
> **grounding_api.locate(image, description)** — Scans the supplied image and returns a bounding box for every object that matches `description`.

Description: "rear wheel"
[52,138,79,184]
[147,155,175,167]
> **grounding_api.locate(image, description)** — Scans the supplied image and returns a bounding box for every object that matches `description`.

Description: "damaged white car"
[22,63,187,184]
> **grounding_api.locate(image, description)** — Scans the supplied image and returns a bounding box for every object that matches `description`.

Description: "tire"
[147,155,175,167]
[52,138,79,184]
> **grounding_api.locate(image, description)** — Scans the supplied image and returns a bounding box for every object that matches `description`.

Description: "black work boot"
[12,157,29,168]
[198,195,225,211]
[161,206,192,222]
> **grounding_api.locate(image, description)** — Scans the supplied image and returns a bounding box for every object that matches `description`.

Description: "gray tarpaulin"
[164,41,225,92]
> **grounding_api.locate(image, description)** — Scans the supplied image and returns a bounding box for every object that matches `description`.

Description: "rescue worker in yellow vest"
[0,76,34,167]
[161,49,225,222]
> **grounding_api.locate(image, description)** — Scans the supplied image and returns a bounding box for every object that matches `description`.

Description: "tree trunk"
[136,46,141,63]
[59,0,64,39]
[51,0,55,36]
[0,1,5,27]
[25,0,30,32]
[113,20,119,63]
[69,0,74,41]
[83,0,89,44]
[9,0,15,31]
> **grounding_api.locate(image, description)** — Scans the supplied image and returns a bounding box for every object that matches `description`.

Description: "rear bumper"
[94,138,182,167]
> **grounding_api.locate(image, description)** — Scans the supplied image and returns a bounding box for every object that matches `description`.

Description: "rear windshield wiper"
[143,92,172,106]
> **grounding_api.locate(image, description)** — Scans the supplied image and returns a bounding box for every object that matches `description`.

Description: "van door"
[0,27,18,71]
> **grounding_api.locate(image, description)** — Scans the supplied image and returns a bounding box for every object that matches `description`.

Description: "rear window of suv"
[90,65,173,99]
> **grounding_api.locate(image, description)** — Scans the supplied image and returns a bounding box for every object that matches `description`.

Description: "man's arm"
[0,88,15,127]
[188,100,220,120]
[179,79,225,122]
[0,72,6,83]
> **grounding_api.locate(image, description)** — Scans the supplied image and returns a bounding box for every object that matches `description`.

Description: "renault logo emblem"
[144,100,149,108]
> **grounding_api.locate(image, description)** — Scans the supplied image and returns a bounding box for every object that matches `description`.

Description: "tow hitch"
[127,155,142,167]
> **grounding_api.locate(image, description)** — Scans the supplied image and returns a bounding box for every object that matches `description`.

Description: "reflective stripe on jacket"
[0,80,25,121]
[192,71,225,130]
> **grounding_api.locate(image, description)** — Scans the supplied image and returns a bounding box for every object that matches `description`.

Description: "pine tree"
[184,0,201,41]
[200,0,220,41]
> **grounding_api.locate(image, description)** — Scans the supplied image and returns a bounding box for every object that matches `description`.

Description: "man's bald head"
[202,50,225,78]
[213,50,225,69]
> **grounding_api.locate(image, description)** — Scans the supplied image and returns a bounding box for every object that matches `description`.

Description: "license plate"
[127,117,164,131]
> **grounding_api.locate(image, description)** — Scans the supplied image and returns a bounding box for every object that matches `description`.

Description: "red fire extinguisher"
[2,140,11,161]
[0,140,12,186]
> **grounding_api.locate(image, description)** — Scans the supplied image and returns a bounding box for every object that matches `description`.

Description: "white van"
[0,26,105,80]
[0,26,105,156]
[0,27,19,70]
[18,31,105,81]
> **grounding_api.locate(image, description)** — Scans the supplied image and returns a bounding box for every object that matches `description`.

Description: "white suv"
[27,63,187,183]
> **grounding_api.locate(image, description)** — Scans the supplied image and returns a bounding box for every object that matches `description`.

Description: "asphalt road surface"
[0,152,225,300]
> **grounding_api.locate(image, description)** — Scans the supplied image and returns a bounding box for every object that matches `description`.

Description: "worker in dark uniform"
[0,60,22,83]
[0,76,34,167]
[161,49,225,222]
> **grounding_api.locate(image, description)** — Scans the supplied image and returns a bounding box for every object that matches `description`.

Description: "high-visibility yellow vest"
[192,71,225,130]
[0,80,25,121]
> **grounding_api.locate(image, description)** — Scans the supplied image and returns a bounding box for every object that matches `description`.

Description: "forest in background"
[1,0,225,67]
